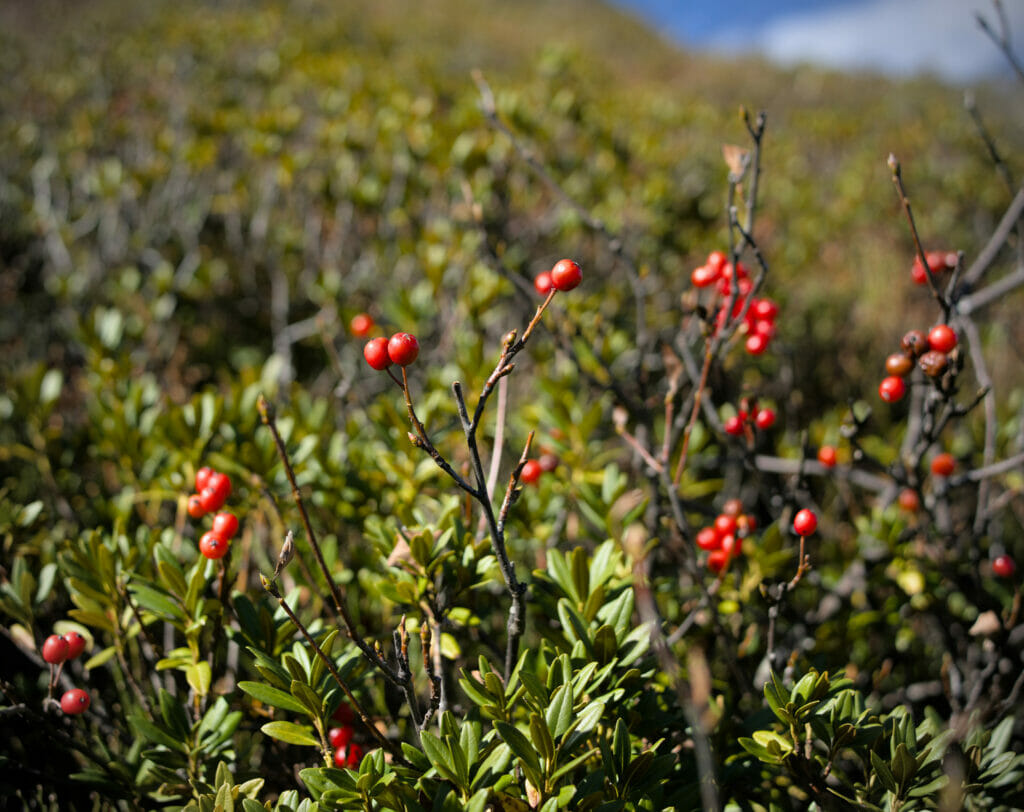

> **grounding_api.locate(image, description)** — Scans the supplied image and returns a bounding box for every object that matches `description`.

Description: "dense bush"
[2,0,1024,809]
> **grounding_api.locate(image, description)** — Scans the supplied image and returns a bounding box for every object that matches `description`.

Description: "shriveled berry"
[817,446,837,468]
[363,337,392,370]
[885,353,913,377]
[879,376,907,403]
[992,554,1016,578]
[199,531,229,560]
[930,452,955,477]
[387,333,420,367]
[550,258,582,291]
[61,688,90,715]
[42,634,69,665]
[534,271,553,295]
[538,453,559,473]
[900,330,928,358]
[62,631,87,660]
[520,460,542,484]
[918,350,948,378]
[212,512,239,540]
[927,324,957,354]
[793,508,818,536]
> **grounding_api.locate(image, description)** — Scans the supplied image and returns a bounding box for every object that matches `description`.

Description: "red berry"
[363,337,392,371]
[62,631,87,660]
[817,446,837,468]
[329,726,354,749]
[724,416,744,436]
[737,513,757,534]
[208,471,232,504]
[520,459,542,484]
[42,634,69,665]
[722,498,743,517]
[927,324,957,354]
[707,549,731,574]
[211,512,239,540]
[550,258,582,292]
[745,333,769,356]
[187,494,206,519]
[793,508,818,536]
[195,466,214,493]
[345,743,365,768]
[898,488,921,513]
[690,264,719,288]
[332,703,355,724]
[538,453,559,473]
[910,256,928,285]
[714,514,737,537]
[930,452,955,477]
[387,333,420,367]
[751,299,779,322]
[754,408,776,430]
[879,376,907,403]
[992,554,1016,578]
[721,533,742,557]
[61,688,90,715]
[199,531,229,560]
[350,313,375,337]
[534,271,553,296]
[696,526,721,551]
[706,250,727,273]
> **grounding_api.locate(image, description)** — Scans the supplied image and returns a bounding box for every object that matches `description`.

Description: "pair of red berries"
[534,258,584,295]
[723,400,776,437]
[879,325,959,403]
[188,467,239,559]
[910,250,957,285]
[329,725,364,768]
[364,332,420,370]
[42,630,91,715]
[697,500,757,573]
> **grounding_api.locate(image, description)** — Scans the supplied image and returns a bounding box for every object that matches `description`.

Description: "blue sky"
[610,0,1024,83]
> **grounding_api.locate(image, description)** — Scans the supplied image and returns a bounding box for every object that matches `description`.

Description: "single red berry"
[329,725,354,749]
[690,264,719,288]
[879,375,907,403]
[345,743,365,768]
[992,554,1016,578]
[333,746,349,768]
[817,445,837,468]
[721,533,742,557]
[62,631,87,660]
[793,508,818,536]
[195,466,214,493]
[363,337,392,370]
[211,512,239,540]
[898,488,921,513]
[199,531,229,560]
[206,471,232,508]
[751,299,779,322]
[724,416,744,436]
[707,548,731,574]
[706,250,728,272]
[714,514,737,538]
[752,319,776,340]
[930,452,955,477]
[722,498,743,517]
[387,333,420,367]
[550,258,582,292]
[745,333,770,356]
[534,271,553,295]
[910,256,928,285]
[332,703,355,724]
[42,634,69,665]
[927,324,957,354]
[520,459,542,484]
[350,313,375,337]
[61,688,90,715]
[187,494,206,519]
[198,487,221,514]
[696,526,721,551]
[885,353,913,378]
[754,408,776,430]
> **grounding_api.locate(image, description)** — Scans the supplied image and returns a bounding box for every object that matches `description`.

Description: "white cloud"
[710,0,1024,82]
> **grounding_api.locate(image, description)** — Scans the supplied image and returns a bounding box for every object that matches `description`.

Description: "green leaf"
[291,680,325,718]
[129,582,182,621]
[128,714,187,752]
[238,681,308,714]
[421,730,460,785]
[83,646,118,670]
[494,721,542,777]
[546,684,574,740]
[529,712,555,763]
[261,721,320,747]
[185,662,212,697]
[573,701,605,735]
[871,751,898,794]
[159,690,190,740]
[34,562,58,605]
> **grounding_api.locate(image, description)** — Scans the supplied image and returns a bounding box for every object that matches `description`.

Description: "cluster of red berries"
[329,703,365,769]
[364,332,420,370]
[349,312,375,338]
[41,629,91,715]
[519,453,559,485]
[910,250,957,285]
[690,250,779,355]
[534,258,583,296]
[187,467,239,560]
[879,325,959,403]
[723,397,776,437]
[696,500,757,573]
